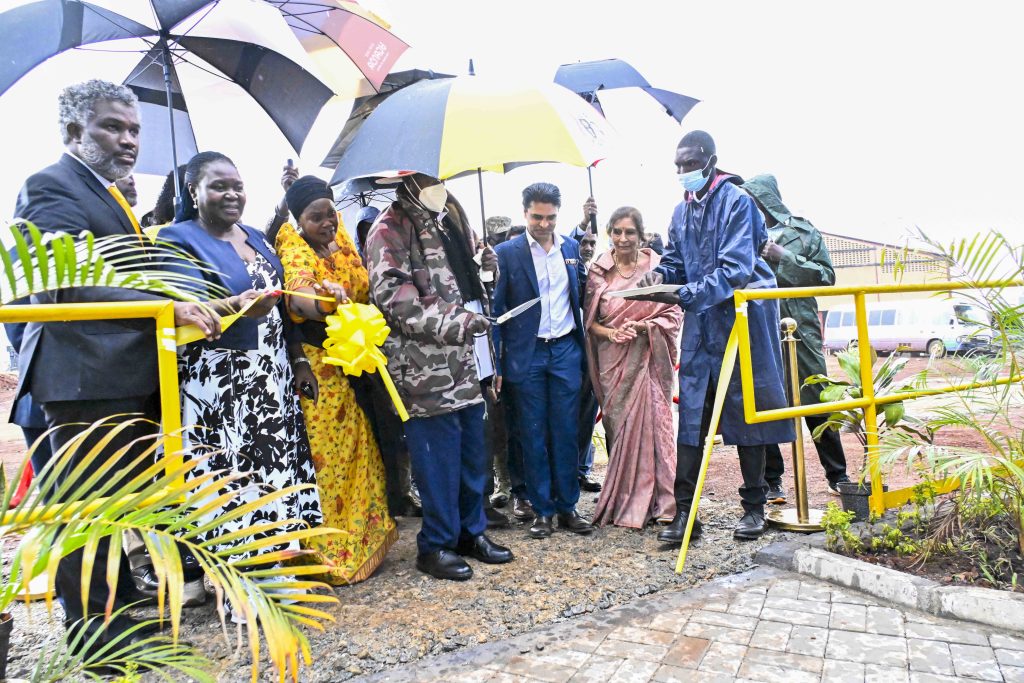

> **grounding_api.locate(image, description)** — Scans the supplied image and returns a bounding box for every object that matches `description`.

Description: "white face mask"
[418,183,448,212]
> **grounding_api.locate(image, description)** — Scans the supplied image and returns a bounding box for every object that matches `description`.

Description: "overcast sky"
[1,0,1021,251]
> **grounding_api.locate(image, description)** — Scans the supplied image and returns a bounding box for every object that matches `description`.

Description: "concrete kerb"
[756,539,1024,633]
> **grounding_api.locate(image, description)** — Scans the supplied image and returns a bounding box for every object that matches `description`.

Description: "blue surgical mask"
[678,158,713,193]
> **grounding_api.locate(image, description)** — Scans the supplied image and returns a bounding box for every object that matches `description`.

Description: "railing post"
[156,302,183,483]
[767,318,824,531]
[853,292,885,516]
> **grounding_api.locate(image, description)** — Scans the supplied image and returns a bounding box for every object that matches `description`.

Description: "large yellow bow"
[322,303,409,421]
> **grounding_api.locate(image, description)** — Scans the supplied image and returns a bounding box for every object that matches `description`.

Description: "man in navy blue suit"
[493,183,595,539]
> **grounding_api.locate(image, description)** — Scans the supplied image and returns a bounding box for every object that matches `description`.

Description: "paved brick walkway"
[367,567,1024,682]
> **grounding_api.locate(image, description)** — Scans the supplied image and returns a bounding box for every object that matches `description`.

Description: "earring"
[192,198,197,209]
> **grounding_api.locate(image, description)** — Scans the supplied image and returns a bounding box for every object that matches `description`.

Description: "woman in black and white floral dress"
[160,151,323,570]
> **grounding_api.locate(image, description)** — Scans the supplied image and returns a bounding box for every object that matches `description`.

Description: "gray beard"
[79,134,134,181]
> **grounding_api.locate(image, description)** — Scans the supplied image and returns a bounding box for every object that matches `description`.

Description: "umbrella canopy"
[0,0,408,174]
[554,58,699,123]
[0,1,334,151]
[320,68,454,169]
[269,0,409,97]
[330,75,617,186]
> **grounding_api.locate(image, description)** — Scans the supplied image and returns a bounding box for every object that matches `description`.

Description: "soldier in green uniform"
[741,174,851,499]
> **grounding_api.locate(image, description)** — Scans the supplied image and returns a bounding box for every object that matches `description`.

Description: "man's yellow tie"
[107,185,143,237]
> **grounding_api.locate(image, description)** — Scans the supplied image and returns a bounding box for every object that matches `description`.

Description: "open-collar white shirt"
[525,229,575,340]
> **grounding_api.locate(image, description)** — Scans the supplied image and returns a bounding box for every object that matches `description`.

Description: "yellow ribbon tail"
[175,296,262,346]
[375,359,409,422]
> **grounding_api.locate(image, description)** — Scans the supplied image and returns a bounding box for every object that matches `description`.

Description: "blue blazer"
[492,233,586,383]
[158,220,288,351]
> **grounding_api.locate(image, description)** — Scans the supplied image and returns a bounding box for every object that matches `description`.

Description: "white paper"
[607,284,682,298]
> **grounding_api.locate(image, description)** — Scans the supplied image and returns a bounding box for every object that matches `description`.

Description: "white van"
[823,299,990,357]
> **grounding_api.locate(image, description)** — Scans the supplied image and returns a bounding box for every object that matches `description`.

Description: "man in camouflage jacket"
[366,173,514,580]
[742,174,850,499]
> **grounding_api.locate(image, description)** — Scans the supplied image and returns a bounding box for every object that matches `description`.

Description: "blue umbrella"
[555,58,699,123]
[555,58,700,230]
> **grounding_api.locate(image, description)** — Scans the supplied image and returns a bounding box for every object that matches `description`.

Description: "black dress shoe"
[181,547,203,581]
[390,494,424,518]
[528,515,553,539]
[484,506,511,529]
[556,510,595,535]
[511,495,535,521]
[130,566,161,598]
[415,549,473,581]
[578,475,602,492]
[733,510,767,540]
[490,492,510,508]
[657,509,703,544]
[456,534,514,564]
[766,481,786,505]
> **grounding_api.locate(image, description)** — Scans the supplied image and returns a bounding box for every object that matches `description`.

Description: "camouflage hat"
[485,215,512,235]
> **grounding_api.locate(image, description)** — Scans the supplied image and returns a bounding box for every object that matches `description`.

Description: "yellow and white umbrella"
[330,75,617,186]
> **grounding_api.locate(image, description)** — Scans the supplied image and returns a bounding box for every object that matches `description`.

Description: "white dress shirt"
[526,230,576,339]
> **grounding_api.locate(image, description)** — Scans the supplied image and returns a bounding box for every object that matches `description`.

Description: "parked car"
[822,299,991,357]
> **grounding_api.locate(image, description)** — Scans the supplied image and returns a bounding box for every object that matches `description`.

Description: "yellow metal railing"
[0,301,183,478]
[676,278,1023,573]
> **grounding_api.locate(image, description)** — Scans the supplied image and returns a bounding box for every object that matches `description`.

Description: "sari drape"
[584,248,682,528]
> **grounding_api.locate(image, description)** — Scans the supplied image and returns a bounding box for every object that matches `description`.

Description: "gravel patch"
[3,445,804,681]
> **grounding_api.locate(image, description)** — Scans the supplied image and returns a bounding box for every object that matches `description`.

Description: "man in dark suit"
[14,79,219,649]
[493,183,595,539]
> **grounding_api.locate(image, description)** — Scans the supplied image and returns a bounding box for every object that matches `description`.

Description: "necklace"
[614,253,639,280]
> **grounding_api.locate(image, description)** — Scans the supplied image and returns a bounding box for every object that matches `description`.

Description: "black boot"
[733,510,767,540]
[657,508,702,544]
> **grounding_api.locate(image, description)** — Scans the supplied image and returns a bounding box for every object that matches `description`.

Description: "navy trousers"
[507,336,583,518]
[503,393,527,497]
[577,374,599,477]
[404,402,488,555]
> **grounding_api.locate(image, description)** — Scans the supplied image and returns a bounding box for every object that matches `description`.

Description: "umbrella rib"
[166,50,235,84]
[168,3,219,40]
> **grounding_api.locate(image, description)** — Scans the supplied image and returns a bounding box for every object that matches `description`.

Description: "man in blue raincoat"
[633,130,794,541]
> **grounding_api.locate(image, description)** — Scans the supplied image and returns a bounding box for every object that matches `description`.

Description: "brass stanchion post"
[767,317,825,531]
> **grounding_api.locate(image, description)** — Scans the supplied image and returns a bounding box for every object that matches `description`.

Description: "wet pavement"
[366,566,1024,682]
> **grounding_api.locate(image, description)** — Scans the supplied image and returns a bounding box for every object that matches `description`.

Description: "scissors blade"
[495,297,541,325]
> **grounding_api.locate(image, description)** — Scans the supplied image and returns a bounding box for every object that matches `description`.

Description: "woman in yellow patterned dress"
[275,175,397,584]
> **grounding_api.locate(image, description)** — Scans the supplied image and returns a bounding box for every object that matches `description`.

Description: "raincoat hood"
[741,174,793,226]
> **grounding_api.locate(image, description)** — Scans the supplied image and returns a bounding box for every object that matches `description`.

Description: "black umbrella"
[320,68,454,170]
[555,58,700,230]
[0,0,345,205]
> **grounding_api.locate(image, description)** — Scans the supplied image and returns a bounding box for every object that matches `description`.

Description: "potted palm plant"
[804,346,933,520]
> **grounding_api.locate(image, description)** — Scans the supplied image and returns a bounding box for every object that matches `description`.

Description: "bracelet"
[293,357,310,367]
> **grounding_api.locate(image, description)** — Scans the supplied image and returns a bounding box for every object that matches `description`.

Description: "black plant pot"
[837,481,888,522]
[0,611,12,681]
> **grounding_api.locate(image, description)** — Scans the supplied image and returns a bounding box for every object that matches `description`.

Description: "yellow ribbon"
[321,303,409,422]
[175,289,338,346]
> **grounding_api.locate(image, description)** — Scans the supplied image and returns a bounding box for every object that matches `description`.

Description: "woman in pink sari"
[585,207,682,529]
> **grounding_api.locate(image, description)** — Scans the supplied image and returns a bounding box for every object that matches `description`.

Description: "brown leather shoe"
[556,510,595,535]
[511,495,535,521]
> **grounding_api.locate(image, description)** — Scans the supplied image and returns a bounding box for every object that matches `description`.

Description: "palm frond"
[0,221,228,305]
[28,608,215,683]
[0,419,341,682]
